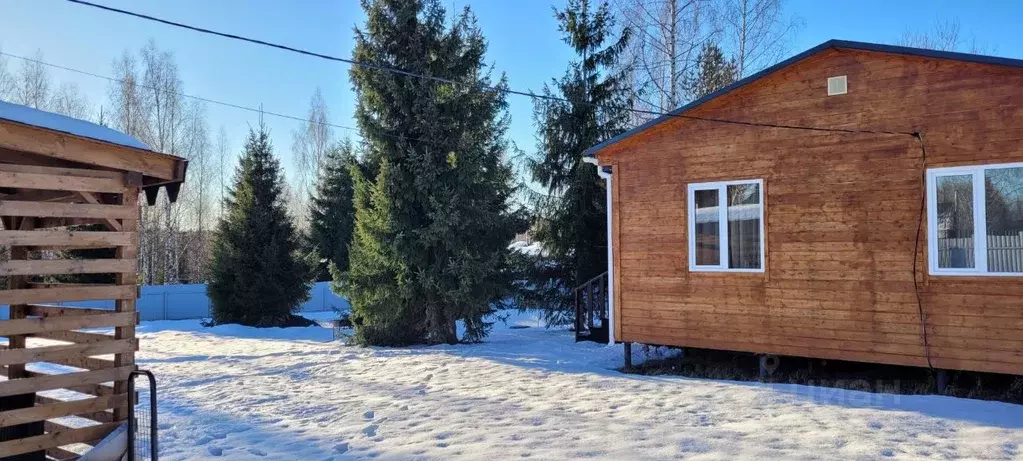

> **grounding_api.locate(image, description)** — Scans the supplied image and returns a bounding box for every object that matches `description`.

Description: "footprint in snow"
[868,421,884,430]
[248,448,267,456]
[363,424,379,437]
[207,446,223,456]
[334,442,350,454]
[363,410,375,420]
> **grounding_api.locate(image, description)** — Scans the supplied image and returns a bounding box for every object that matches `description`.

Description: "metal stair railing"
[573,271,609,343]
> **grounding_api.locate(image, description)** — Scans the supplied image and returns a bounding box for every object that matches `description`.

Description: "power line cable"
[0,51,451,147]
[0,51,359,133]
[65,0,917,138]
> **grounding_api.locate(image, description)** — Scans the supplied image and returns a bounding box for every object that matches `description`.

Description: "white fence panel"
[938,234,1023,272]
[1,281,349,321]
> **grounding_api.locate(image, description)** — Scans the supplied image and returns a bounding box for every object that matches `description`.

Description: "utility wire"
[911,132,935,371]
[0,51,450,147]
[0,51,358,134]
[66,0,917,138]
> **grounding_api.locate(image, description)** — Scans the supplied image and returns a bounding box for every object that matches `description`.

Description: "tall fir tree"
[336,0,521,345]
[208,127,312,326]
[525,0,632,324]
[308,140,357,282]
[688,42,738,99]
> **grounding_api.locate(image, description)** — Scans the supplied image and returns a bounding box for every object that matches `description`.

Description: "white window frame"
[927,162,1023,277]
[687,179,765,273]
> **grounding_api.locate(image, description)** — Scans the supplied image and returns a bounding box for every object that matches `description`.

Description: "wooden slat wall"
[598,49,1023,375]
[0,164,139,458]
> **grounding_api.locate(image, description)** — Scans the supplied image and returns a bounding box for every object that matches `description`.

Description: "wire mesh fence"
[128,370,158,461]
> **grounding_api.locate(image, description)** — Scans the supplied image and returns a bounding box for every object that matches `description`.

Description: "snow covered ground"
[121,312,1022,460]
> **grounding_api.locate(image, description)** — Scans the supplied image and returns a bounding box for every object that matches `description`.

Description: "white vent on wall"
[827,75,848,96]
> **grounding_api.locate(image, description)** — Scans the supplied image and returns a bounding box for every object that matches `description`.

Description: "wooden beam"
[26,305,115,317]
[0,285,136,306]
[0,259,136,277]
[30,330,114,344]
[0,200,136,220]
[0,339,137,366]
[0,118,183,181]
[36,396,116,424]
[0,230,132,247]
[0,394,128,428]
[0,344,115,371]
[0,367,120,397]
[0,366,134,398]
[77,192,123,231]
[30,217,109,229]
[0,421,121,456]
[0,343,114,370]
[46,446,82,460]
[0,189,78,203]
[0,171,125,194]
[0,311,136,336]
[0,162,123,180]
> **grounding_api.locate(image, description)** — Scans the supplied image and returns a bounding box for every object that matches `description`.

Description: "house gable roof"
[584,39,1023,158]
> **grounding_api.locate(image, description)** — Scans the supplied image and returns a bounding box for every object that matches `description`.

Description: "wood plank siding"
[595,48,1023,375]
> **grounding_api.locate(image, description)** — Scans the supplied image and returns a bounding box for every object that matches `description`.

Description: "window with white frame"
[928,163,1023,276]
[687,179,764,272]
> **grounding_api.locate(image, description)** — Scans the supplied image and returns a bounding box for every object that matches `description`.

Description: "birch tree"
[216,126,230,219]
[895,18,989,53]
[139,40,186,284]
[720,0,800,77]
[180,99,214,281]
[107,41,192,284]
[0,48,14,101]
[617,0,717,114]
[49,82,91,120]
[291,88,333,197]
[14,50,50,109]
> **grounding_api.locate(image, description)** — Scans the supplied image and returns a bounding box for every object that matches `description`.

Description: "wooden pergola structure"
[0,101,187,460]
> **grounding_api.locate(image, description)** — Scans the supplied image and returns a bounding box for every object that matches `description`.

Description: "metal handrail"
[573,271,609,342]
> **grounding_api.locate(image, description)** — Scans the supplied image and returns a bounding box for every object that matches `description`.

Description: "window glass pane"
[694,189,720,266]
[985,167,1023,273]
[935,174,975,269]
[727,183,761,269]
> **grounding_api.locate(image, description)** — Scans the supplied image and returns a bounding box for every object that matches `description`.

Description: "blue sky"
[1,0,1020,178]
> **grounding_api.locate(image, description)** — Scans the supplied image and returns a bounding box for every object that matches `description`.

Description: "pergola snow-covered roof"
[0,100,187,204]
[0,100,151,151]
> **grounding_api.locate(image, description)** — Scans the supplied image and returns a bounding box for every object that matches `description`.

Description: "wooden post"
[623,342,633,371]
[112,186,139,422]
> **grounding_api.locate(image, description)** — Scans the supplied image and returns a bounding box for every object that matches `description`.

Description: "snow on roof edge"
[0,99,152,151]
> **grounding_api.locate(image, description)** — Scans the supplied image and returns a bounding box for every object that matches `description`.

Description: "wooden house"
[584,40,1023,375]
[0,100,187,459]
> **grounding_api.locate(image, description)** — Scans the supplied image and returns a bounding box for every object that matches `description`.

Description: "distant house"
[583,40,1023,375]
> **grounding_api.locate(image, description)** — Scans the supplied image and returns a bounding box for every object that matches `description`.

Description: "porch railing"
[573,271,609,343]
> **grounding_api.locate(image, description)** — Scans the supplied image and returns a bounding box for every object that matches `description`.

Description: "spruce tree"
[337,0,520,345]
[688,43,738,99]
[208,127,312,327]
[525,0,632,325]
[308,140,357,282]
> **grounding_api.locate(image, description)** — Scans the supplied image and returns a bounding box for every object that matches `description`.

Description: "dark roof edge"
[584,39,1023,157]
